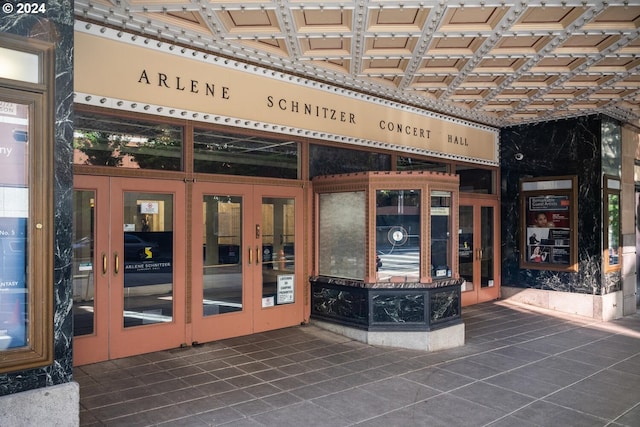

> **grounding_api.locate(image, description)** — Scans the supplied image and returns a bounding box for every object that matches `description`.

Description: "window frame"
[519,175,578,272]
[0,33,54,373]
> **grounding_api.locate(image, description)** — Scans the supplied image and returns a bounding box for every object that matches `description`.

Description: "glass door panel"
[191,183,304,343]
[122,191,174,328]
[459,205,474,291]
[73,176,186,365]
[261,197,295,306]
[73,190,96,336]
[460,198,499,306]
[191,183,253,344]
[480,206,494,288]
[202,195,243,316]
[109,178,186,360]
[73,176,110,365]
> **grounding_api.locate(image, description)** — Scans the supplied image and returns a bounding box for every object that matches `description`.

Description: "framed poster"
[520,176,578,272]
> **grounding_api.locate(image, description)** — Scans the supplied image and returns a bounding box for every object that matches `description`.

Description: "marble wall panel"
[0,2,74,395]
[501,115,622,295]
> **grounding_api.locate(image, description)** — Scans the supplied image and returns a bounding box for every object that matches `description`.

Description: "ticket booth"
[310,171,464,351]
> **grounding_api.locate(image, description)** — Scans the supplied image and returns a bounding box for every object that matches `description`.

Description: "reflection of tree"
[74,130,181,170]
[125,134,181,171]
[74,131,125,166]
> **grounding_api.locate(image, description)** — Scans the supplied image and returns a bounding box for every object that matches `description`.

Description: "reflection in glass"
[480,207,494,287]
[318,192,365,280]
[262,198,295,304]
[397,157,448,173]
[74,112,183,170]
[431,191,452,279]
[0,102,29,350]
[457,167,494,194]
[376,190,420,282]
[202,195,243,316]
[122,192,174,327]
[309,144,390,178]
[194,128,298,179]
[608,193,620,266]
[72,190,95,336]
[458,206,474,290]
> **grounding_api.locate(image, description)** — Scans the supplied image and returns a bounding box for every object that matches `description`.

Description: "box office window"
[74,112,183,171]
[0,33,54,373]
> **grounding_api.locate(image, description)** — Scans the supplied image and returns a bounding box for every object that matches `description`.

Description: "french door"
[459,197,500,306]
[190,182,305,344]
[72,176,186,365]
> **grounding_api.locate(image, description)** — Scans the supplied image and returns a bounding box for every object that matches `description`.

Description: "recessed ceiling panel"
[74,0,640,127]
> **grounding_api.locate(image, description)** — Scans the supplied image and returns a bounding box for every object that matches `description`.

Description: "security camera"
[514,153,524,161]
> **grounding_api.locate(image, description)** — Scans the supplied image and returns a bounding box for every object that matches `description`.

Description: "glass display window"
[313,171,460,284]
[0,33,54,373]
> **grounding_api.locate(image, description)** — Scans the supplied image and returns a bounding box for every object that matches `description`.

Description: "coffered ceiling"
[75,0,640,128]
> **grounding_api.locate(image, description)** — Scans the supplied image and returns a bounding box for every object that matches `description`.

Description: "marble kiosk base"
[312,319,465,352]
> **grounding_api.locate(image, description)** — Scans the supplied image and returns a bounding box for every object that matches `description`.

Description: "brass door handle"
[256,245,260,265]
[114,252,119,274]
[248,246,253,265]
[102,253,108,275]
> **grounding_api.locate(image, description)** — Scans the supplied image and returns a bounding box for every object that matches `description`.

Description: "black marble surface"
[0,2,74,395]
[311,277,462,330]
[500,115,621,296]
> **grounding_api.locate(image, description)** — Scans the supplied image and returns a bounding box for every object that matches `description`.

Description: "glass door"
[191,182,304,344]
[73,176,186,365]
[253,190,302,332]
[459,198,500,306]
[191,183,253,343]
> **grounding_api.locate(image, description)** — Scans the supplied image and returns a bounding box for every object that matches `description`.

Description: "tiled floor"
[75,301,640,426]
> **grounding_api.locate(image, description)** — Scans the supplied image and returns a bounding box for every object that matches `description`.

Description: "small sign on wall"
[140,201,159,214]
[277,274,295,304]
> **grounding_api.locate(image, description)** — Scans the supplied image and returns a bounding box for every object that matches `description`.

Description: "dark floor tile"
[401,366,475,392]
[402,393,507,427]
[545,386,637,421]
[438,358,504,380]
[451,381,536,412]
[250,401,347,427]
[508,362,585,387]
[359,376,440,405]
[312,388,400,423]
[259,391,303,409]
[510,400,609,427]
[484,371,563,398]
[193,406,246,426]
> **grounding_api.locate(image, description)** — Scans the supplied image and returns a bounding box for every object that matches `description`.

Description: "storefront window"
[309,144,390,178]
[457,166,495,194]
[74,112,183,171]
[194,128,298,179]
[376,190,420,282]
[431,191,453,280]
[397,157,448,173]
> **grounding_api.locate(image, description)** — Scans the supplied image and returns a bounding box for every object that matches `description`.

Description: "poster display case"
[520,176,578,272]
[0,34,54,373]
